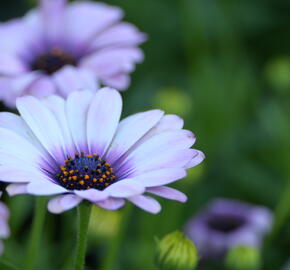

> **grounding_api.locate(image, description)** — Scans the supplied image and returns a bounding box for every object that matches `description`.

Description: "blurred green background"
[1,0,290,269]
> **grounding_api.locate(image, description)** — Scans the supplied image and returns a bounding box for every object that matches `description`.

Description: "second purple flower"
[0,0,146,107]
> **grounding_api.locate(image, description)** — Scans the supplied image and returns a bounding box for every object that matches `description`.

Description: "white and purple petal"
[96,197,125,211]
[128,195,161,214]
[106,109,164,164]
[146,186,187,202]
[0,89,204,215]
[87,87,122,156]
[48,194,83,214]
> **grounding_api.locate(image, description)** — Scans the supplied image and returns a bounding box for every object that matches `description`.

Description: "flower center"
[56,153,116,191]
[31,48,76,74]
[207,214,246,233]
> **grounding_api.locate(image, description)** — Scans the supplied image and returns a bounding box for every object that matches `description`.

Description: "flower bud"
[225,245,261,270]
[155,231,198,270]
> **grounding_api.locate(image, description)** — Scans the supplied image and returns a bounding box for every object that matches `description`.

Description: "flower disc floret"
[56,152,116,190]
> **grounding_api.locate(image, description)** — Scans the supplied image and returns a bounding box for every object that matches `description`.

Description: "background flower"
[0,87,204,214]
[0,0,288,268]
[0,200,10,255]
[0,0,146,107]
[185,199,273,260]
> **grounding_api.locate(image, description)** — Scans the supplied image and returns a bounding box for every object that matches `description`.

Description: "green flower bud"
[226,245,261,270]
[155,231,198,270]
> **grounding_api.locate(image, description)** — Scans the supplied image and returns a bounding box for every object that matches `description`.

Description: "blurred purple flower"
[185,198,273,259]
[0,87,204,214]
[0,0,146,107]
[0,200,9,255]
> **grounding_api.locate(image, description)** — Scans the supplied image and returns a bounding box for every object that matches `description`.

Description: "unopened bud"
[226,245,261,270]
[155,231,198,270]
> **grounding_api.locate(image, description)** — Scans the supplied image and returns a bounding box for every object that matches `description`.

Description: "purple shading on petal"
[0,88,204,214]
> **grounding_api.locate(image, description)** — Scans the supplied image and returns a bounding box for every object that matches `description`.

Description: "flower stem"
[101,204,132,270]
[268,178,290,240]
[74,202,92,270]
[24,197,47,270]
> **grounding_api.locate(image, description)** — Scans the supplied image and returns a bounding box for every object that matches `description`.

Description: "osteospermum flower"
[0,88,204,214]
[0,0,146,107]
[185,198,273,259]
[0,199,10,255]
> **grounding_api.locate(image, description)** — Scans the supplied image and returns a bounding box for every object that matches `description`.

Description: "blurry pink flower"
[0,0,146,107]
[0,200,10,255]
[1,88,204,214]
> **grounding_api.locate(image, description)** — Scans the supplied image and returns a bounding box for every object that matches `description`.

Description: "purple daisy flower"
[0,87,204,214]
[0,199,9,255]
[185,198,273,259]
[0,0,146,107]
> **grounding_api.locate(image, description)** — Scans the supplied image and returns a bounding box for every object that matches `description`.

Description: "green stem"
[101,204,132,270]
[24,197,47,270]
[268,178,290,241]
[0,258,19,270]
[74,202,92,270]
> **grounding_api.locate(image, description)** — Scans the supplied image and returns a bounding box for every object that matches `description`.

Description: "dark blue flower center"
[207,214,246,233]
[31,48,76,74]
[56,153,116,191]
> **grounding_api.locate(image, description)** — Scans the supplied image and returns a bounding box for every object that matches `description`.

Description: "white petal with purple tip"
[0,202,9,220]
[185,150,205,169]
[153,114,184,131]
[26,76,56,98]
[66,90,93,153]
[74,189,108,202]
[87,88,122,156]
[65,2,123,51]
[105,179,145,198]
[80,48,143,77]
[0,53,27,75]
[16,96,66,162]
[106,109,164,164]
[0,127,43,163]
[1,72,40,107]
[0,112,45,152]
[40,0,66,46]
[42,95,75,156]
[129,149,196,175]
[116,130,195,172]
[128,195,161,214]
[27,180,67,195]
[96,197,125,210]
[53,66,98,97]
[127,168,186,188]
[90,22,147,50]
[48,194,83,214]
[102,73,130,90]
[135,114,185,144]
[146,186,187,202]
[6,183,28,196]
[0,167,46,183]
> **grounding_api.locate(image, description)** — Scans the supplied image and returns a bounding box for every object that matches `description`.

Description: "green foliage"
[1,0,290,269]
